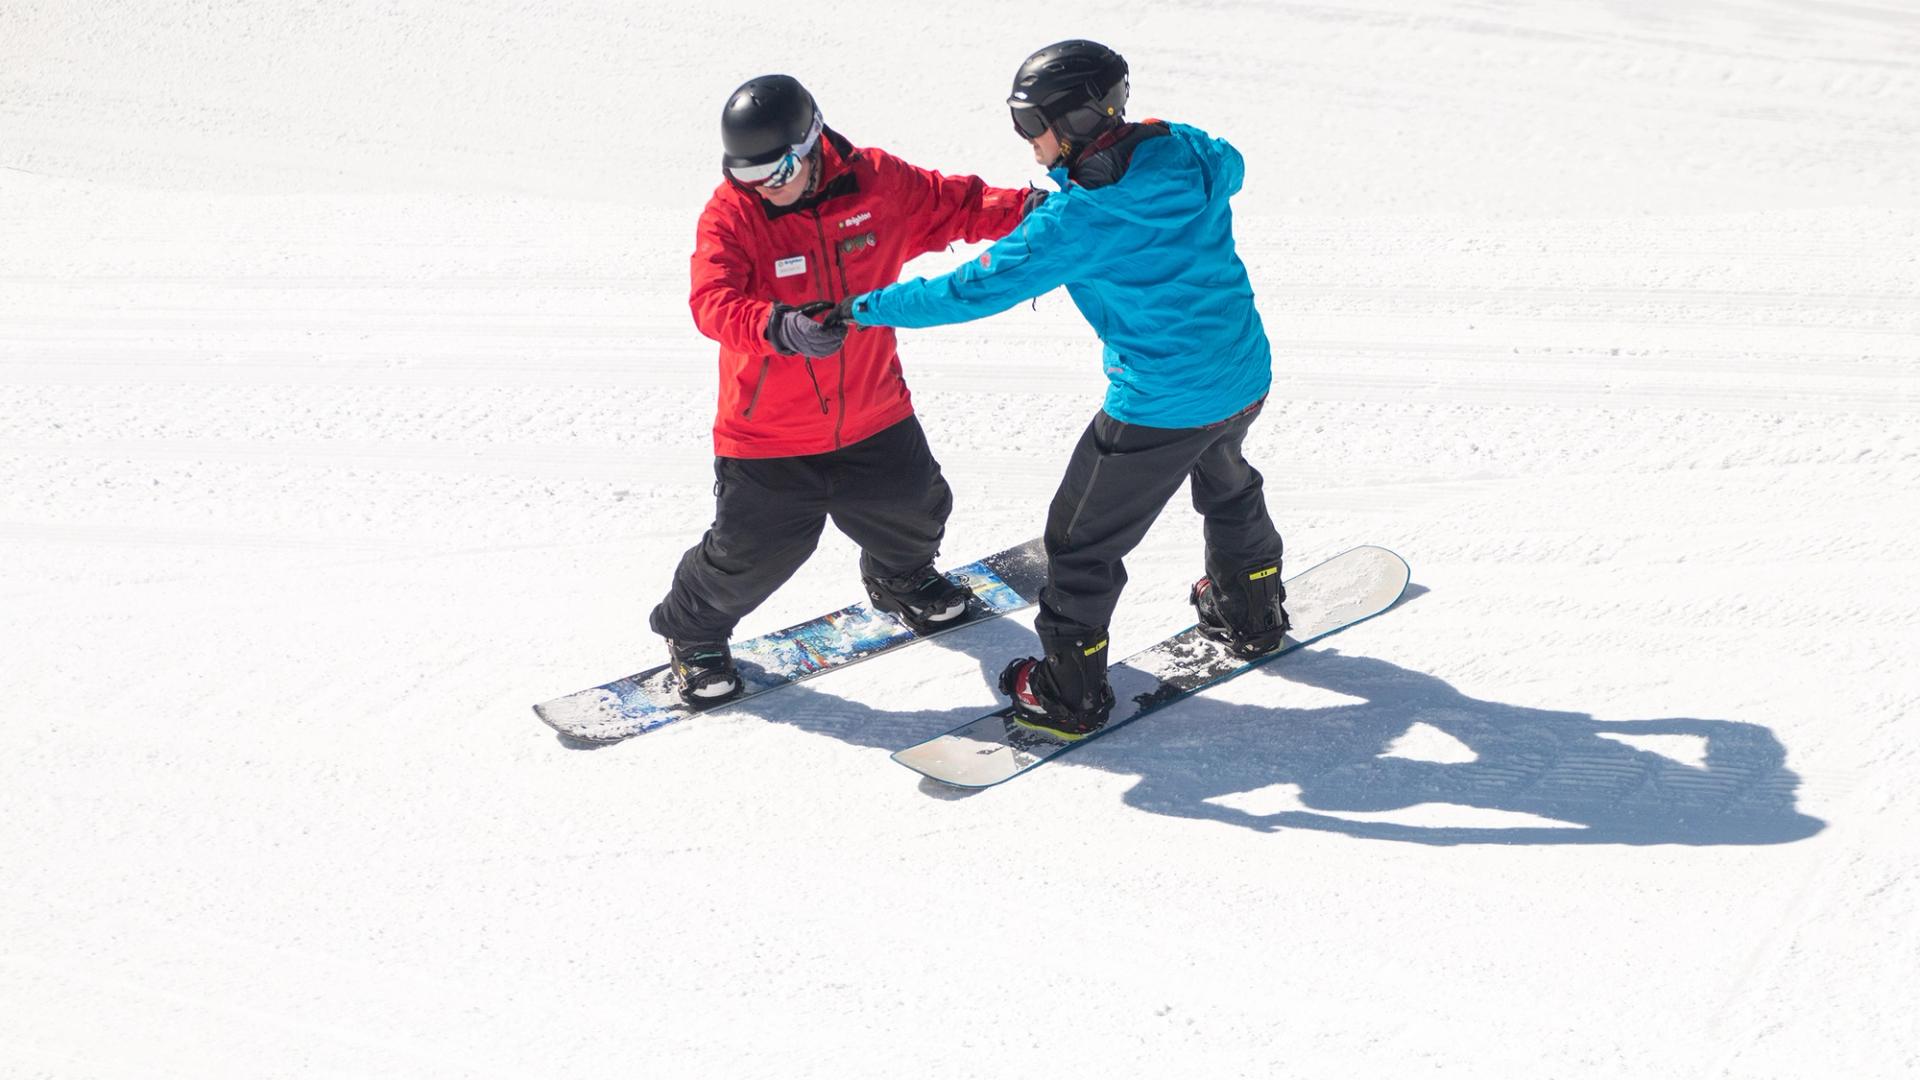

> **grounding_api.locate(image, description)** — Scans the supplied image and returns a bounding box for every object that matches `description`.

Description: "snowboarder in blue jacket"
[835,40,1291,740]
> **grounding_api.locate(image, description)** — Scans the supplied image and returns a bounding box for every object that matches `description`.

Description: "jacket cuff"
[762,301,788,353]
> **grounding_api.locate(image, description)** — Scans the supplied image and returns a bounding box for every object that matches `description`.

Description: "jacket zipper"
[811,210,846,446]
[811,227,831,296]
[828,224,853,296]
[802,358,828,414]
[742,356,771,418]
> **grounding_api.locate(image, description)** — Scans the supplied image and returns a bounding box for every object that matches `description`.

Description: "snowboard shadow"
[720,586,1823,845]
[715,615,1042,787]
[1080,646,1825,846]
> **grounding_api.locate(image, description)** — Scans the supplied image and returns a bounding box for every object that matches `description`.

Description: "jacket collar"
[751,127,862,221]
[1068,121,1170,190]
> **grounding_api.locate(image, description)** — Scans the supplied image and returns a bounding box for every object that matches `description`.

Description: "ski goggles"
[725,111,823,190]
[1009,100,1050,140]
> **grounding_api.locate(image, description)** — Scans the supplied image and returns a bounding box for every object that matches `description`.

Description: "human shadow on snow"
[688,593,1825,846]
[1084,646,1822,846]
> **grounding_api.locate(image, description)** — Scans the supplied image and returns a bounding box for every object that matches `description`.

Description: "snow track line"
[0,438,708,476]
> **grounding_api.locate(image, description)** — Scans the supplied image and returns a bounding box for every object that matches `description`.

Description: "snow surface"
[3,1,1917,1077]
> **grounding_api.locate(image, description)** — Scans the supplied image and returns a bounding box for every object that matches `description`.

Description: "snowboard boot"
[1191,562,1291,660]
[998,628,1116,741]
[863,564,973,634]
[665,638,743,707]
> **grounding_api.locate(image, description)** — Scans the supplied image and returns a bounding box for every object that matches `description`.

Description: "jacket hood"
[1047,122,1244,229]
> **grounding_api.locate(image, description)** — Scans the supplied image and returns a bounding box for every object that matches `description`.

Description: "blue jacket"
[852,122,1271,428]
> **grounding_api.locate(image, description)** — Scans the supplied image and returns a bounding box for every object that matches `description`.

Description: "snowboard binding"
[998,628,1115,741]
[1191,567,1291,660]
[864,565,973,634]
[666,639,744,707]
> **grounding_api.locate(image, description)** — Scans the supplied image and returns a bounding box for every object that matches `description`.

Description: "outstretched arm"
[876,151,1028,254]
[851,209,1077,330]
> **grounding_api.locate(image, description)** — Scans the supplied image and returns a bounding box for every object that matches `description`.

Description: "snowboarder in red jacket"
[652,74,1032,705]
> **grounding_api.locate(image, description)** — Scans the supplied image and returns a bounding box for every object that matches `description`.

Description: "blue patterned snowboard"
[892,545,1410,788]
[534,539,1047,743]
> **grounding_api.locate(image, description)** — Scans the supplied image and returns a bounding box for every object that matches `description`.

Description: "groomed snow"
[3,2,1915,1077]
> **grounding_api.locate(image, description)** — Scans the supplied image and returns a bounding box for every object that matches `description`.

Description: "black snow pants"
[649,416,954,643]
[1036,400,1284,647]
[652,413,952,638]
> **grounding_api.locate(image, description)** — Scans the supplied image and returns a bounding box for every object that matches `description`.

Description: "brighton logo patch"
[774,255,806,279]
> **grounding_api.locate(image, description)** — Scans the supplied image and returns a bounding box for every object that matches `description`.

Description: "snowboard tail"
[892,545,1411,788]
[534,538,1047,744]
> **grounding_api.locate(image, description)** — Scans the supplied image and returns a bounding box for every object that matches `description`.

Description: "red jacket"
[690,129,1027,458]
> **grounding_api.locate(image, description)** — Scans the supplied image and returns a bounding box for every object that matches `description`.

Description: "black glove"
[1021,187,1050,217]
[766,301,848,358]
[821,294,869,330]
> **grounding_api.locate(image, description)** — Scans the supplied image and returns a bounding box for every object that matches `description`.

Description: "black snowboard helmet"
[721,74,823,184]
[1007,40,1129,158]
